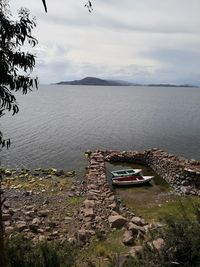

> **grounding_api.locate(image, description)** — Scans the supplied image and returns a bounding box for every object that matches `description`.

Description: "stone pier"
[104,148,200,196]
[68,148,200,246]
[70,151,148,246]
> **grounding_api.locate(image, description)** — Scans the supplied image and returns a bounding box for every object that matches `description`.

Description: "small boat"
[112,175,153,186]
[111,168,142,178]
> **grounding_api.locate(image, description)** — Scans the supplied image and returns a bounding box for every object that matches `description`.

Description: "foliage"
[85,1,93,12]
[132,204,200,267]
[42,0,47,12]
[0,0,38,148]
[5,234,78,267]
[41,0,93,13]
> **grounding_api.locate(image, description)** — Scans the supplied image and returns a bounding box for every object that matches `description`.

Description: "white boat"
[112,175,153,186]
[111,168,142,178]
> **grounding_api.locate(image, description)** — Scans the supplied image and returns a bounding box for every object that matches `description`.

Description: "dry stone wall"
[104,148,200,196]
[69,151,149,247]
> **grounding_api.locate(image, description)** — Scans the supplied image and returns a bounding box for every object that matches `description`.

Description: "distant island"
[56,77,139,86]
[56,77,199,88]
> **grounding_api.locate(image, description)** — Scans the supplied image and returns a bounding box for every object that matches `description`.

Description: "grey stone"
[131,216,145,226]
[108,215,127,229]
[15,221,27,232]
[83,199,95,208]
[152,238,165,250]
[129,246,143,257]
[123,230,134,245]
[38,210,49,217]
[128,222,145,234]
[2,214,10,221]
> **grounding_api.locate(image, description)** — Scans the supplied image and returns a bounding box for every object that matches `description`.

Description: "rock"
[108,195,115,202]
[55,170,65,176]
[68,237,76,244]
[48,221,56,228]
[32,218,41,225]
[25,205,36,211]
[180,186,192,194]
[29,224,39,233]
[108,215,127,229]
[108,202,117,209]
[5,170,12,176]
[2,214,10,221]
[64,216,73,223]
[83,199,95,208]
[68,192,75,197]
[38,210,49,217]
[83,208,94,217]
[88,184,98,190]
[128,222,145,234]
[87,192,99,201]
[5,226,14,234]
[131,216,145,226]
[123,230,134,245]
[15,221,27,232]
[34,168,41,172]
[51,231,59,236]
[24,211,35,217]
[77,230,88,246]
[129,246,143,257]
[152,238,165,250]
[38,235,46,242]
[66,171,75,176]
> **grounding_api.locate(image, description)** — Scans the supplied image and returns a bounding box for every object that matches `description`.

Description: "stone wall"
[104,149,200,196]
[69,151,149,247]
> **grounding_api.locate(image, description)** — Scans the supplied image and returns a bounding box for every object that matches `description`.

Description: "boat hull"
[112,175,153,186]
[111,169,142,177]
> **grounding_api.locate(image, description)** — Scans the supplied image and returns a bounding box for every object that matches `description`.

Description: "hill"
[56,77,137,86]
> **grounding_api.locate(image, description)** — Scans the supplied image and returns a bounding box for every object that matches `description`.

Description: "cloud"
[9,0,200,85]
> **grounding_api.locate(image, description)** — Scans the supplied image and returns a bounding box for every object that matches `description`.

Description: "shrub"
[133,204,200,267]
[5,234,78,267]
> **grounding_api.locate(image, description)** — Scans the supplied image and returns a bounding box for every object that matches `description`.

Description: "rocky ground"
[1,167,85,243]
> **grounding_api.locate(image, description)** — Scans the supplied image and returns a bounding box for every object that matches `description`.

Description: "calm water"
[0,85,200,171]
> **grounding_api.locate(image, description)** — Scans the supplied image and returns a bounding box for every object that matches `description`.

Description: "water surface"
[1,85,200,171]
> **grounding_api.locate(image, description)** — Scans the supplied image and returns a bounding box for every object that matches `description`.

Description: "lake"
[0,85,200,172]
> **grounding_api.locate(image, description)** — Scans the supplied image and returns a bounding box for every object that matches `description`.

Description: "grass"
[107,162,200,222]
[77,230,129,267]
[2,174,74,194]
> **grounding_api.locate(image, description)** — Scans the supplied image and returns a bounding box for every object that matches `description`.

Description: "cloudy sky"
[10,0,200,85]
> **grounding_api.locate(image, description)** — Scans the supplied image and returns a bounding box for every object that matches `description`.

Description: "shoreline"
[1,148,200,263]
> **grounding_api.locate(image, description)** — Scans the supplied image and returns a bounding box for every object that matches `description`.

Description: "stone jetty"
[104,148,200,196]
[69,148,200,246]
[69,151,149,247]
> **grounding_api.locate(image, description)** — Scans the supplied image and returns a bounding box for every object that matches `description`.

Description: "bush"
[133,204,200,267]
[5,234,78,267]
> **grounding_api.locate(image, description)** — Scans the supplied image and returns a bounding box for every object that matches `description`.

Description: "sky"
[10,0,200,85]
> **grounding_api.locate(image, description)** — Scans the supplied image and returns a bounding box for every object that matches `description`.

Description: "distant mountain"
[56,77,138,86]
[56,77,199,88]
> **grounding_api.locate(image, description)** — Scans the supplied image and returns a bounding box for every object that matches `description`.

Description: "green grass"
[121,193,200,222]
[107,162,200,222]
[77,230,129,267]
[2,175,74,194]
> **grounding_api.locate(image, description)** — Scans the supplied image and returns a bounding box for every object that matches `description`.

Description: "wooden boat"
[111,168,142,178]
[112,175,153,186]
